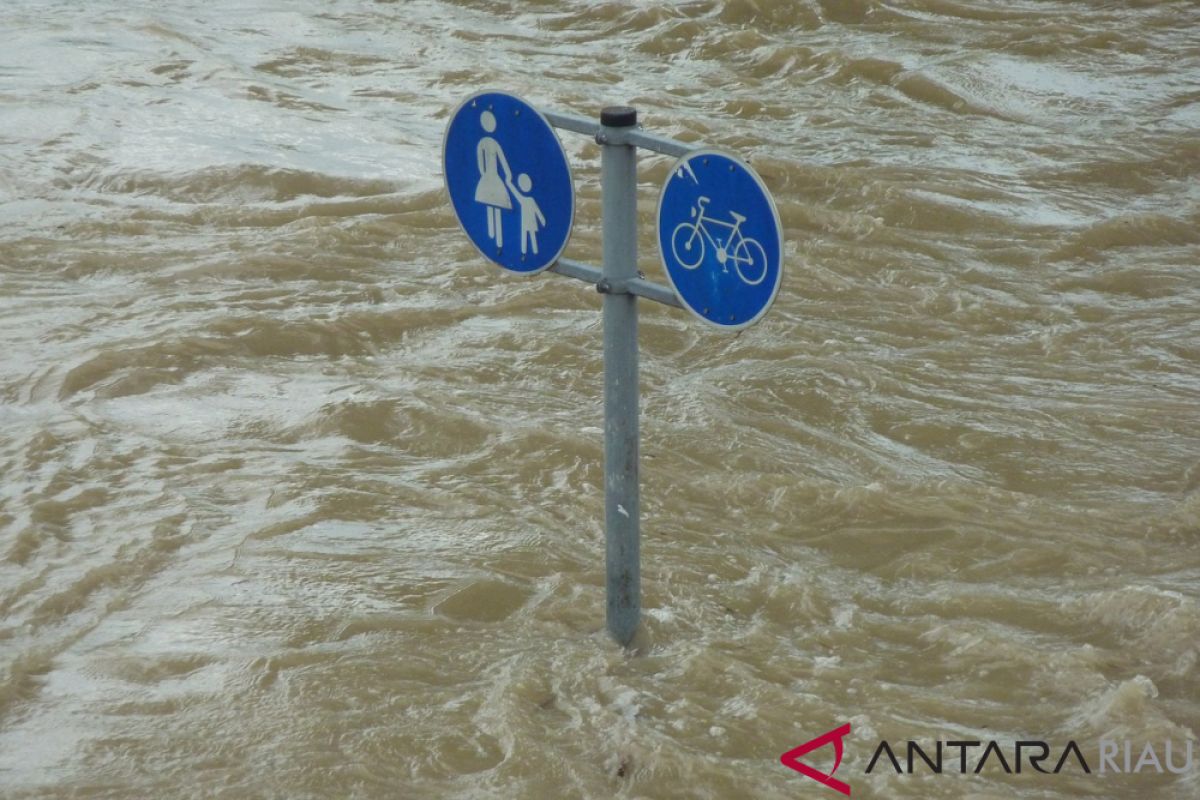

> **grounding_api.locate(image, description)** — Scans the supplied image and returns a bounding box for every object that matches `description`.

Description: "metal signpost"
[443,91,784,646]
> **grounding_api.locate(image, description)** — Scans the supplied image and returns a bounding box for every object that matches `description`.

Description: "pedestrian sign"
[443,91,574,274]
[656,149,783,330]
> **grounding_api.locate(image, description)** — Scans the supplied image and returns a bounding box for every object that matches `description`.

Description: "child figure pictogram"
[508,173,546,256]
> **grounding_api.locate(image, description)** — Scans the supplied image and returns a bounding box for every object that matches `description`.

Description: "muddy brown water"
[1,1,1198,798]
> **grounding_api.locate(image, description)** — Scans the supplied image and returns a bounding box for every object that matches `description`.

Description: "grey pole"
[599,106,640,646]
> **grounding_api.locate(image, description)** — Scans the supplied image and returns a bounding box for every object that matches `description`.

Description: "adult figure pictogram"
[474,110,513,247]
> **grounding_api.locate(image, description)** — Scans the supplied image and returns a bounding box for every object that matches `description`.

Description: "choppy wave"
[1,0,1198,797]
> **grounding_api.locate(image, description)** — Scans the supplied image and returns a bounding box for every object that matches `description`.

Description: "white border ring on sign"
[441,89,576,276]
[655,148,784,331]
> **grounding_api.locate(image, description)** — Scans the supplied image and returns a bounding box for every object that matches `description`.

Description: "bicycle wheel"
[671,223,705,269]
[733,237,768,286]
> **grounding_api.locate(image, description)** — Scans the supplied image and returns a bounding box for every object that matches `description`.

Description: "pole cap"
[600,106,637,127]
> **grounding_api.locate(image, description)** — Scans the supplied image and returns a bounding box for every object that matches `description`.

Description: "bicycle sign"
[657,149,783,330]
[671,197,769,286]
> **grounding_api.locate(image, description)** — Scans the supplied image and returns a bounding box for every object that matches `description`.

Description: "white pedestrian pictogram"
[670,196,767,285]
[472,110,546,255]
[474,110,513,247]
[509,173,546,255]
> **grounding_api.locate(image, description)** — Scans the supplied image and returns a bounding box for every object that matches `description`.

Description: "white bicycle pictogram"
[670,196,768,286]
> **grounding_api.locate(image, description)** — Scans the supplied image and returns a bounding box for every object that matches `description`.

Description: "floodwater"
[1,1,1198,798]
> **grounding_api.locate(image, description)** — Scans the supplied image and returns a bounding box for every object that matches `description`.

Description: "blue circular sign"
[443,91,574,274]
[657,149,783,330]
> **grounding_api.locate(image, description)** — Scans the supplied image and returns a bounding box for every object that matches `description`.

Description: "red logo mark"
[780,723,852,796]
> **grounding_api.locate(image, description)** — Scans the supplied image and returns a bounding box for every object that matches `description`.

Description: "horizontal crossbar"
[542,107,689,310]
[542,110,695,159]
[552,258,683,309]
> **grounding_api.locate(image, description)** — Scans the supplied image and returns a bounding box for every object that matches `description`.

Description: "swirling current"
[1,1,1197,798]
